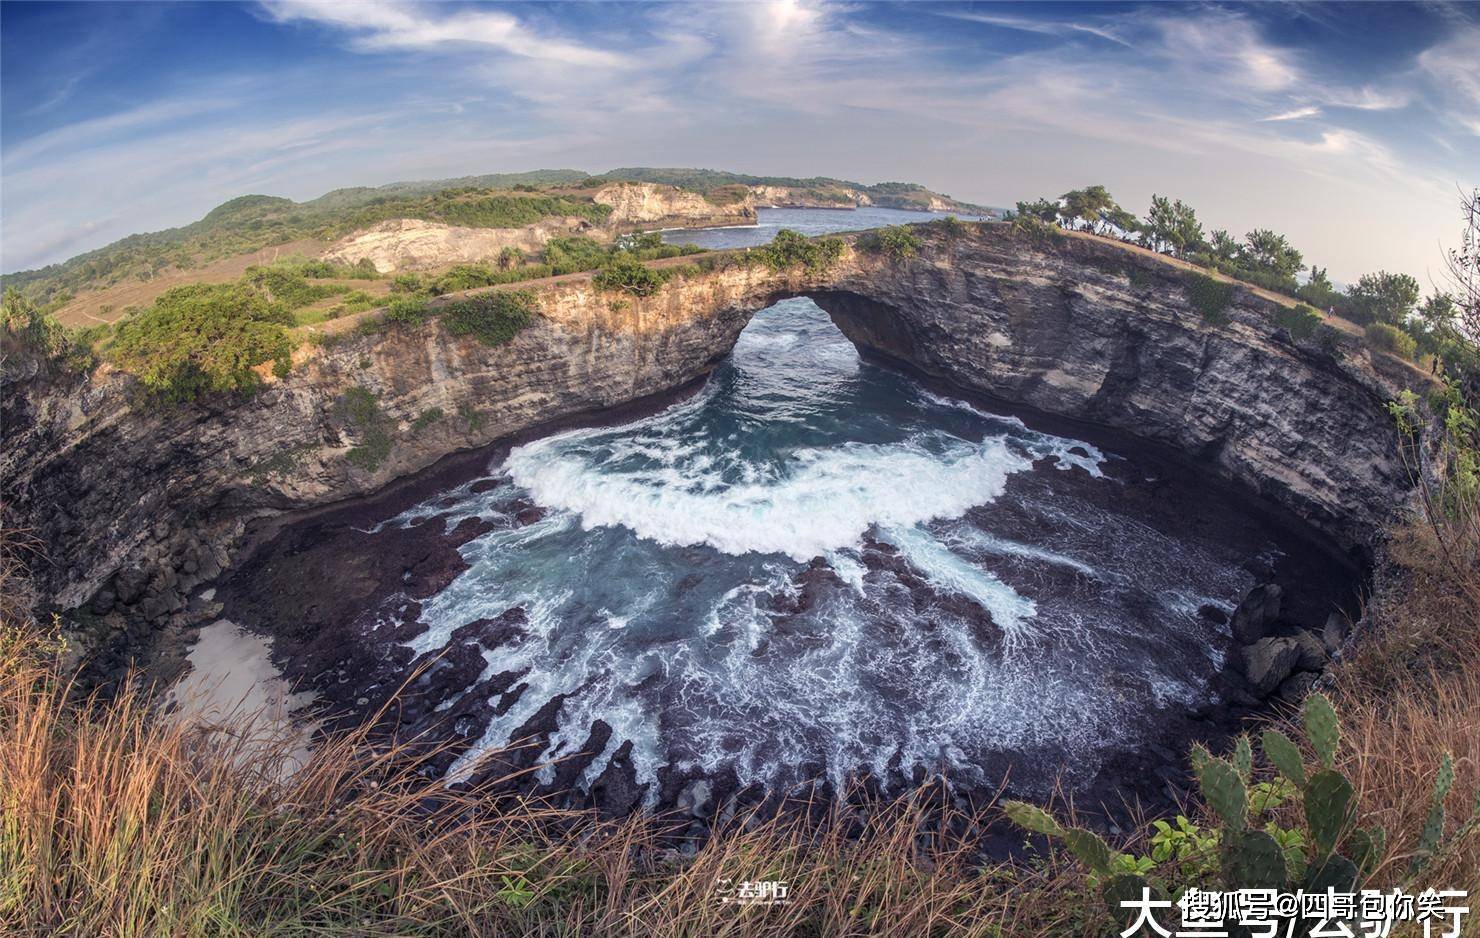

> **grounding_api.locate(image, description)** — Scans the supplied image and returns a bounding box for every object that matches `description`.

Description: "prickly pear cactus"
[1303,693,1340,770]
[1304,769,1355,854]
[1261,729,1307,789]
[1411,754,1455,875]
[1233,736,1253,782]
[1195,753,1248,832]
[1349,826,1386,876]
[1002,801,1064,837]
[1063,827,1115,877]
[1222,829,1288,888]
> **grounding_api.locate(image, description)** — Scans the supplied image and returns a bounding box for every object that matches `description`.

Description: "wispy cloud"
[934,9,1131,47]
[1260,106,1321,122]
[261,0,630,67]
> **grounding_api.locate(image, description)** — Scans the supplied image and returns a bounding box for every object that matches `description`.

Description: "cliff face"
[593,182,755,229]
[322,217,600,272]
[2,224,1424,659]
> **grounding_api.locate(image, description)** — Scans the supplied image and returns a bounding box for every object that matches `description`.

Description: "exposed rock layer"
[2,225,1424,653]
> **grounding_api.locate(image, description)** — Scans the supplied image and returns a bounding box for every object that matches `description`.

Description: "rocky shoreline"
[206,367,1362,853]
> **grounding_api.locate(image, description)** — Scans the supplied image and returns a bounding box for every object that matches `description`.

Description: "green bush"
[335,385,393,471]
[858,225,922,261]
[1271,303,1323,340]
[592,253,670,297]
[389,273,424,294]
[441,292,535,346]
[756,229,845,272]
[411,407,444,432]
[1365,322,1417,359]
[383,296,431,326]
[1185,273,1236,324]
[109,283,293,402]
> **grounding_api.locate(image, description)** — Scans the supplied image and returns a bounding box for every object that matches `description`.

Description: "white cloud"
[1260,106,1321,122]
[261,0,630,67]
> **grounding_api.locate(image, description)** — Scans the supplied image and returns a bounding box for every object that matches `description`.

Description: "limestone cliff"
[593,182,755,229]
[2,224,1426,666]
[322,216,600,272]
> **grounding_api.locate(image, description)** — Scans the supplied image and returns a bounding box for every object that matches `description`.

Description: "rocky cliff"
[323,216,600,272]
[593,182,755,229]
[2,223,1425,668]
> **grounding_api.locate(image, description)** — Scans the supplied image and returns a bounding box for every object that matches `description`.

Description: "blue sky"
[2,1,1476,283]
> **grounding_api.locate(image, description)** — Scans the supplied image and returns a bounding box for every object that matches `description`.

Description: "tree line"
[1007,186,1473,376]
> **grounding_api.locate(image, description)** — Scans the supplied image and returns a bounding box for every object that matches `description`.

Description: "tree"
[1144,195,1204,257]
[1013,198,1059,224]
[1060,185,1115,233]
[1298,266,1341,310]
[1347,271,1420,326]
[1206,230,1240,266]
[1107,206,1141,240]
[1241,229,1305,282]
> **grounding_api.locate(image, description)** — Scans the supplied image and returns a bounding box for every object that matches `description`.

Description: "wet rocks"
[1240,636,1301,696]
[1230,583,1282,644]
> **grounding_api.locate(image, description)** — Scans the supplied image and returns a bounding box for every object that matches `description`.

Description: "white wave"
[506,433,1031,562]
[940,525,1099,578]
[875,523,1038,647]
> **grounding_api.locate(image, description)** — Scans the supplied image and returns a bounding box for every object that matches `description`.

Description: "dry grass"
[0,613,1101,937]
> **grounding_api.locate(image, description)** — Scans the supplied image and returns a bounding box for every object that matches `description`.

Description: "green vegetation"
[1006,692,1479,924]
[440,292,536,345]
[858,225,922,261]
[1365,322,1418,359]
[755,228,846,272]
[335,385,393,471]
[1347,270,1421,326]
[1271,303,1323,340]
[4,185,611,305]
[108,283,293,402]
[593,253,671,296]
[1185,273,1235,324]
[411,407,444,432]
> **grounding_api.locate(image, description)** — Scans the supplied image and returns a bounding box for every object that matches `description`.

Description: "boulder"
[1230,583,1283,644]
[1293,630,1328,671]
[1240,636,1300,696]
[677,778,714,818]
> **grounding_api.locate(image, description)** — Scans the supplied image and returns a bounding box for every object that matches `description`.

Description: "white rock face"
[593,182,754,226]
[323,217,597,273]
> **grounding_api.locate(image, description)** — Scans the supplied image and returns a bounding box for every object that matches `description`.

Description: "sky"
[1,1,1476,285]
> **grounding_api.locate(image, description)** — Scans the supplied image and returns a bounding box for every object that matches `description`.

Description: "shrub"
[335,385,392,471]
[1365,322,1417,360]
[858,225,922,261]
[757,229,845,272]
[108,283,293,402]
[390,273,424,294]
[592,253,670,297]
[411,407,444,432]
[1271,303,1322,340]
[1,289,68,364]
[243,265,348,309]
[440,292,536,346]
[383,296,431,326]
[1185,273,1236,324]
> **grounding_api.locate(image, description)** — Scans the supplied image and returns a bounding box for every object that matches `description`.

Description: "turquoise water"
[375,299,1282,798]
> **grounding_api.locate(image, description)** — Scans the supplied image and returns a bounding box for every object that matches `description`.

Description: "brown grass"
[0,611,1104,937]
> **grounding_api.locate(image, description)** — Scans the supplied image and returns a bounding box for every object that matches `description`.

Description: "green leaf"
[1261,729,1308,789]
[1002,801,1065,837]
[1303,694,1341,769]
[1196,754,1248,832]
[1223,829,1288,889]
[1305,769,1356,856]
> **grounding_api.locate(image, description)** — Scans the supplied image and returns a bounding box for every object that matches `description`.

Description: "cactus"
[1260,729,1307,789]
[1222,829,1288,888]
[1232,735,1253,782]
[1303,693,1340,770]
[1348,826,1385,876]
[1195,751,1248,833]
[1410,753,1454,877]
[1002,800,1064,838]
[1304,769,1355,856]
[1063,828,1116,877]
[1306,853,1358,893]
